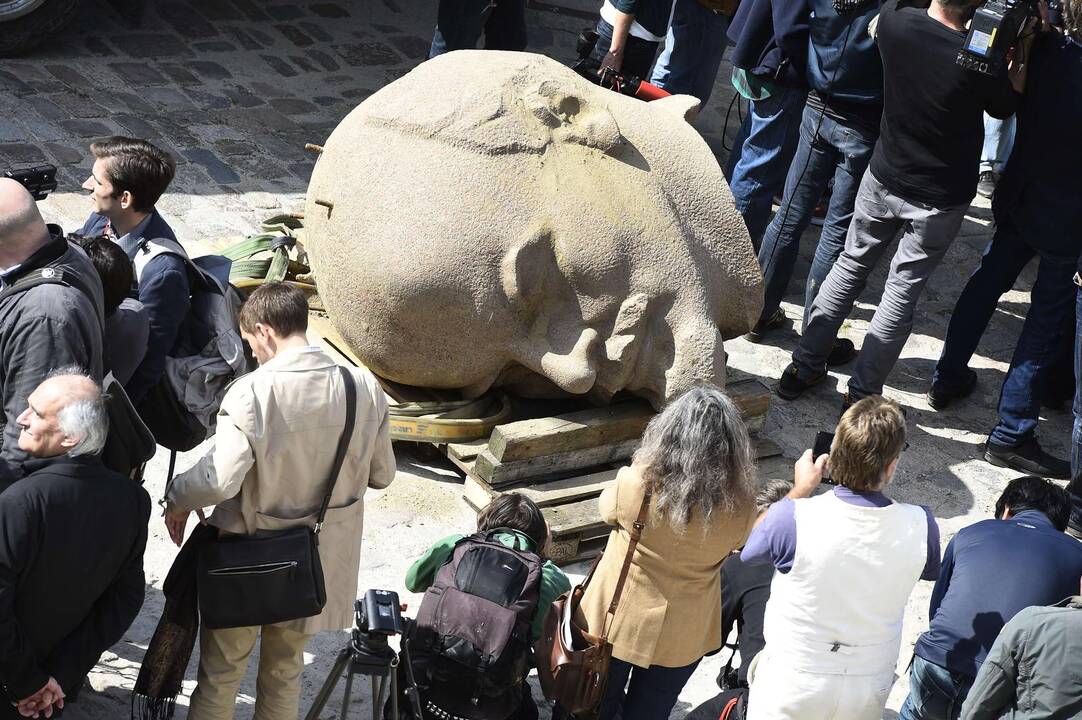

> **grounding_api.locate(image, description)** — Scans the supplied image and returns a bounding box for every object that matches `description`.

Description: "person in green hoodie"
[403,493,571,720]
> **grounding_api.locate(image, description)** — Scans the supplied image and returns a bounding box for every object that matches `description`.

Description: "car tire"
[0,0,81,57]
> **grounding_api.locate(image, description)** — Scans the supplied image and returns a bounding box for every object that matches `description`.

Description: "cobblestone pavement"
[0,1,1066,718]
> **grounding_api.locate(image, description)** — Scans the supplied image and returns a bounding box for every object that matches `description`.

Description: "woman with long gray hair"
[580,386,760,720]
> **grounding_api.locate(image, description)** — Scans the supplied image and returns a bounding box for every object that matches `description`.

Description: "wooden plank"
[544,497,611,539]
[488,401,653,462]
[307,312,362,367]
[447,439,488,461]
[726,377,771,428]
[474,439,641,487]
[461,435,781,510]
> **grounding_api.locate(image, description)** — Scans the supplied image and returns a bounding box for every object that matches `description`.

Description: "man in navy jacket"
[724,0,811,247]
[900,476,1082,719]
[79,137,189,407]
[930,18,1082,484]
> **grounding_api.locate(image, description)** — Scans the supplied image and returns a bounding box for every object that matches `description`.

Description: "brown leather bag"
[535,492,652,718]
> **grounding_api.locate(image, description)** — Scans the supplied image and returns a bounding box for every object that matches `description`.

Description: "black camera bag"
[196,366,357,629]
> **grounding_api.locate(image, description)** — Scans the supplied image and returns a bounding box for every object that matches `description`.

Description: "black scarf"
[131,523,216,720]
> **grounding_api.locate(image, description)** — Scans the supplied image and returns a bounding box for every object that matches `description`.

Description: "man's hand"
[790,449,827,499]
[599,46,624,75]
[164,506,206,546]
[15,678,64,718]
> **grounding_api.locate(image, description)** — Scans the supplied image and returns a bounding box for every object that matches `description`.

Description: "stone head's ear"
[651,94,701,124]
[525,81,624,152]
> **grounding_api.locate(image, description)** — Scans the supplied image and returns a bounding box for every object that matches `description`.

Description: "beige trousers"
[187,624,313,720]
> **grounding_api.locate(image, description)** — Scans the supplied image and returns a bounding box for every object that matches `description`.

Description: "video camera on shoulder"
[956,0,1058,75]
[4,164,58,201]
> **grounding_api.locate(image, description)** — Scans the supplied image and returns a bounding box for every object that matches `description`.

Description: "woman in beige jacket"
[581,386,759,720]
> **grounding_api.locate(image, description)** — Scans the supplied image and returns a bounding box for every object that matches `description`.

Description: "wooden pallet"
[439,373,777,565]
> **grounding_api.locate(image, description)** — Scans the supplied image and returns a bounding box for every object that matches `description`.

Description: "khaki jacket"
[580,465,755,668]
[167,346,396,634]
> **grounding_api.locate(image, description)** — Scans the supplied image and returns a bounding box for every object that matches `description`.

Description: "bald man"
[0,370,149,719]
[0,179,104,470]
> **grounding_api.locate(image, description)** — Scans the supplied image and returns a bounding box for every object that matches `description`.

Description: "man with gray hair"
[0,370,150,719]
[0,179,104,471]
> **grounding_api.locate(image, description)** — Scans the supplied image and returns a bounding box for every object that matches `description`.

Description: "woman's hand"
[790,449,827,499]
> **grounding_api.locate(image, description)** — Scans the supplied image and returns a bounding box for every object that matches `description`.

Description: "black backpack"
[409,530,544,720]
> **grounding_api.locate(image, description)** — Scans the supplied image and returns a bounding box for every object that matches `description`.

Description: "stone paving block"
[306,49,340,71]
[105,92,157,116]
[45,65,95,91]
[109,62,169,87]
[158,1,220,38]
[59,119,115,138]
[193,40,238,53]
[388,34,430,61]
[122,33,194,58]
[83,37,117,56]
[270,98,318,115]
[0,143,48,164]
[261,55,299,77]
[334,41,400,66]
[182,148,241,184]
[44,142,85,165]
[0,118,25,143]
[299,21,332,43]
[214,138,260,156]
[111,114,162,140]
[290,55,320,73]
[249,81,294,99]
[182,89,232,110]
[157,63,201,86]
[267,5,305,21]
[222,86,266,108]
[189,61,232,80]
[26,97,68,122]
[310,2,350,18]
[0,70,38,96]
[277,24,315,47]
[48,92,112,120]
[188,0,245,21]
[230,0,271,21]
[141,87,197,111]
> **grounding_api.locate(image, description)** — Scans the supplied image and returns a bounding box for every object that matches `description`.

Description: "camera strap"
[603,491,652,638]
[315,366,357,535]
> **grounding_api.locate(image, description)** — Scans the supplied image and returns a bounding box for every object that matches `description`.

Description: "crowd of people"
[0,0,1079,718]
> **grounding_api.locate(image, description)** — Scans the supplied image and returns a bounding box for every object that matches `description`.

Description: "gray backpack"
[132,237,253,447]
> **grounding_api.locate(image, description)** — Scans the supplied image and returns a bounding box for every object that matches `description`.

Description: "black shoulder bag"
[196,366,358,629]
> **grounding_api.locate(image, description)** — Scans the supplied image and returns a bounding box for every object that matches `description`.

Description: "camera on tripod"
[353,588,405,654]
[4,164,58,201]
[956,0,1045,75]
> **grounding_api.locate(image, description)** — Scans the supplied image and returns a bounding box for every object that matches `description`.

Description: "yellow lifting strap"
[388,393,512,443]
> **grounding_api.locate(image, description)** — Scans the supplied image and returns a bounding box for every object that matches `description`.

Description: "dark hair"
[756,478,793,515]
[77,235,133,315]
[995,475,1072,531]
[90,136,176,213]
[238,282,309,337]
[476,493,548,552]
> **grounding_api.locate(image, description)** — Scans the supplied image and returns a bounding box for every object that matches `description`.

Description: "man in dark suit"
[0,371,150,718]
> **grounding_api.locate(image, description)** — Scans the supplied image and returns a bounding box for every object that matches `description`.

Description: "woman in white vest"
[741,396,941,719]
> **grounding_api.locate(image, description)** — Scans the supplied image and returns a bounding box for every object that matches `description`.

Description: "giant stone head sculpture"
[303,50,763,410]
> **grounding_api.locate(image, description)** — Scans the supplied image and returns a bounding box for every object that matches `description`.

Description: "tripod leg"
[340,668,356,719]
[304,649,352,720]
[391,669,399,720]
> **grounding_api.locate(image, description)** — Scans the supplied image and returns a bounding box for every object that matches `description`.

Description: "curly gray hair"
[633,385,759,528]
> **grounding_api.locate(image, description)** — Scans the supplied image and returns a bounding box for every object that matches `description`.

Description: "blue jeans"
[1070,287,1082,529]
[589,18,662,82]
[429,0,527,58]
[980,114,1016,174]
[725,85,808,248]
[599,657,700,720]
[934,219,1076,447]
[756,103,878,331]
[650,0,729,105]
[899,655,975,720]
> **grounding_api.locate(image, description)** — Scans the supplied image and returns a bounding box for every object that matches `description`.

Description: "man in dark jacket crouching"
[0,370,150,718]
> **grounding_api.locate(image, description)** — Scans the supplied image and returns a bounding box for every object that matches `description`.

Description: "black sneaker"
[927,369,977,411]
[776,363,825,401]
[976,170,998,199]
[984,437,1071,479]
[746,308,786,343]
[826,338,858,367]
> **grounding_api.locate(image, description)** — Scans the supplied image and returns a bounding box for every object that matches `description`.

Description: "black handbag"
[196,366,358,629]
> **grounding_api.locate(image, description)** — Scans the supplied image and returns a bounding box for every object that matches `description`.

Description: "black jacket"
[0,455,150,710]
[727,0,810,87]
[0,228,104,469]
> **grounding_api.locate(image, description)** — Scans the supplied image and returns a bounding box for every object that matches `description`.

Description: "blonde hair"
[829,396,906,492]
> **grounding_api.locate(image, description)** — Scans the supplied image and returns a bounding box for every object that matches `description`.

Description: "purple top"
[741,486,941,580]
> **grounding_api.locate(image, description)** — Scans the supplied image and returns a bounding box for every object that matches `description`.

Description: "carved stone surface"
[304,50,763,409]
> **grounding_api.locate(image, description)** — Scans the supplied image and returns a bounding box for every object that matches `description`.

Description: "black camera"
[4,164,58,201]
[355,589,404,636]
[956,0,1040,75]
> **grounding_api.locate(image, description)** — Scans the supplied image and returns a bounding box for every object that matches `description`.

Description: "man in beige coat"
[164,282,396,720]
